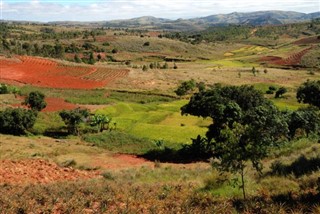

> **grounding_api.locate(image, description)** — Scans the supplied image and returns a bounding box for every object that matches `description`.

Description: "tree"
[173,63,178,69]
[88,52,95,65]
[0,83,9,94]
[59,108,89,135]
[74,54,82,63]
[142,65,148,71]
[54,43,65,59]
[24,91,47,112]
[174,79,196,96]
[251,66,256,76]
[0,108,37,135]
[162,62,169,69]
[275,87,287,98]
[285,106,320,139]
[97,53,102,61]
[90,114,111,132]
[297,80,320,108]
[181,85,288,199]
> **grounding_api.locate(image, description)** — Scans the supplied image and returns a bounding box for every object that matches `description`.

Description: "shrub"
[162,62,169,69]
[0,83,9,94]
[174,79,196,96]
[275,87,287,98]
[142,65,148,71]
[74,54,82,63]
[59,108,89,135]
[24,91,47,111]
[0,108,37,135]
[297,80,320,108]
[173,63,178,69]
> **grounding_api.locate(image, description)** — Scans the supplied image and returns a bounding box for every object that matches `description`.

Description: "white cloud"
[2,0,319,21]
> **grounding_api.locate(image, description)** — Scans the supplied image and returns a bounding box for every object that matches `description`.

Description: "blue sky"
[1,0,320,22]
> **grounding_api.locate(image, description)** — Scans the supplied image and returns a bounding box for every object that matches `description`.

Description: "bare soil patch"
[293,36,320,45]
[0,56,129,89]
[0,159,100,185]
[259,47,313,66]
[11,96,78,112]
[91,154,152,170]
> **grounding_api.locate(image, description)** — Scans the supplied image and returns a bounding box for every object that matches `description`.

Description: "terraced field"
[0,56,130,89]
[83,67,129,82]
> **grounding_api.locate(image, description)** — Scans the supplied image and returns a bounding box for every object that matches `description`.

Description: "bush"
[275,87,287,98]
[0,108,37,135]
[174,79,196,96]
[266,90,274,94]
[59,108,89,135]
[142,65,148,71]
[24,91,47,111]
[297,80,320,108]
[143,41,150,46]
[173,63,178,69]
[0,83,9,94]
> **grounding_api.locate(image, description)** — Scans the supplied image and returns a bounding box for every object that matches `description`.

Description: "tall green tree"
[181,85,288,199]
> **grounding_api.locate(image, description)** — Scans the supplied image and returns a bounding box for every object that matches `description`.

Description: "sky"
[1,0,320,22]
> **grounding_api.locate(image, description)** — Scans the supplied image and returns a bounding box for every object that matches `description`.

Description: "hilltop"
[3,10,320,31]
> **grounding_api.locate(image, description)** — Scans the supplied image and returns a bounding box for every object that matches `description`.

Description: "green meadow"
[95,100,210,144]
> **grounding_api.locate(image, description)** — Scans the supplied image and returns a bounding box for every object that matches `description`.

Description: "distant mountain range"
[99,11,320,31]
[4,10,320,31]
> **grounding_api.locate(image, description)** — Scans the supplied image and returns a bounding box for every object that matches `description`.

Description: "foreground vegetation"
[0,136,319,213]
[0,19,320,213]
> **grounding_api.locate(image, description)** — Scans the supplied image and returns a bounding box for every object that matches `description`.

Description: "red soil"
[293,36,320,45]
[43,97,78,112]
[148,31,161,37]
[0,159,100,185]
[92,154,152,170]
[0,56,129,89]
[0,155,152,185]
[11,96,78,112]
[259,47,313,66]
[259,56,282,62]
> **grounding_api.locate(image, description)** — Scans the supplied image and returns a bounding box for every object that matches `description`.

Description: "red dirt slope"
[0,159,100,185]
[0,56,129,89]
[260,46,313,66]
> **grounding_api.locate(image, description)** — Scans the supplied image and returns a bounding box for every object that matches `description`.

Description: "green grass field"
[95,100,209,144]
